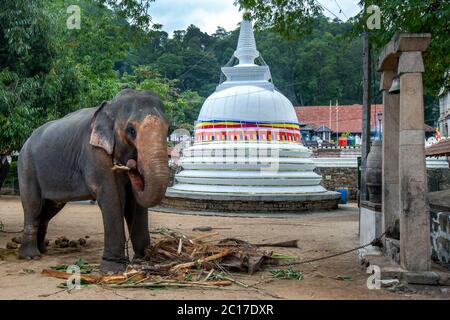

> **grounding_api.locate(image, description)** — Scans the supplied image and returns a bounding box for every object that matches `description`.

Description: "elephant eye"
[126,125,137,139]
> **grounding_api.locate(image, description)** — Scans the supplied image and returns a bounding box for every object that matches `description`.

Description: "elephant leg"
[19,181,43,260]
[124,190,150,260]
[97,189,127,274]
[37,200,66,253]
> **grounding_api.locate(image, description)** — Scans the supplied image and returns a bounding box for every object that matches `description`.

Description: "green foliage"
[50,257,94,274]
[351,0,450,95]
[131,16,364,106]
[0,0,202,155]
[98,0,155,30]
[270,267,304,280]
[0,0,129,154]
[0,0,58,154]
[235,0,323,38]
[0,71,46,154]
[121,66,204,130]
[335,275,353,281]
[4,0,445,156]
[236,0,447,125]
[255,17,363,105]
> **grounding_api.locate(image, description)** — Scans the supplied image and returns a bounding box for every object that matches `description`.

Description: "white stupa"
[164,19,340,212]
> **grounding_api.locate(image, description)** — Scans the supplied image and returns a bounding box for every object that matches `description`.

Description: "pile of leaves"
[42,230,301,290]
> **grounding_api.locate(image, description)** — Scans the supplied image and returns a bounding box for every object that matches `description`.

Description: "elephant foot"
[38,243,48,254]
[19,242,42,260]
[100,259,127,274]
[38,238,50,254]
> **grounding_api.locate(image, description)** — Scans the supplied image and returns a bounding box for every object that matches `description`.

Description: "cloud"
[149,0,362,36]
[149,0,242,35]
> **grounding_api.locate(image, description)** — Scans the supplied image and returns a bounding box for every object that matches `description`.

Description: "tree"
[153,53,184,79]
[0,0,158,188]
[129,16,365,105]
[120,66,204,132]
[0,0,57,155]
[255,17,363,105]
[351,0,450,95]
[98,0,155,30]
[236,0,449,124]
[235,0,322,38]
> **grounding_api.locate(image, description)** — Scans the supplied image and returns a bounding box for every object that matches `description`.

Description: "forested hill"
[126,17,364,106]
[0,0,372,155]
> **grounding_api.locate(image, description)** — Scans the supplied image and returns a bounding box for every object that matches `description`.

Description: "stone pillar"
[446,117,450,138]
[381,70,400,237]
[398,51,431,271]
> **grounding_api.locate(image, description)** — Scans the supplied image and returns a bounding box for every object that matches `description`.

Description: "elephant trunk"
[129,115,169,208]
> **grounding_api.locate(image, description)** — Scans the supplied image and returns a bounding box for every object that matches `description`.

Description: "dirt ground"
[0,196,448,300]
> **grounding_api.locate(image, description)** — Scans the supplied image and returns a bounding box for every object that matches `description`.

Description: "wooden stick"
[115,273,141,285]
[134,276,151,284]
[133,262,177,272]
[157,248,178,259]
[42,269,137,284]
[99,274,128,284]
[107,280,232,289]
[177,238,183,255]
[222,275,250,288]
[170,249,232,271]
[42,269,101,283]
[204,269,215,281]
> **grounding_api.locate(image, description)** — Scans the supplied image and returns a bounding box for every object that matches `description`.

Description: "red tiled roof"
[295,104,384,134]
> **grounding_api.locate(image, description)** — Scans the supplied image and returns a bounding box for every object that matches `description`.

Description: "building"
[295,104,384,142]
[164,18,339,212]
[438,88,450,138]
[296,104,435,143]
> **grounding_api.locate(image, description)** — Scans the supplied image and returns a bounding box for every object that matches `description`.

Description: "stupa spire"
[234,19,259,65]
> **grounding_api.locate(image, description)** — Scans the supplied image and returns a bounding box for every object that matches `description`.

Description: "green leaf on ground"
[50,258,93,274]
[184,273,193,281]
[335,275,353,281]
[22,268,35,274]
[270,267,304,280]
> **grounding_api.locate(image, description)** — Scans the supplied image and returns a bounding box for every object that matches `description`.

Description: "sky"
[149,0,362,36]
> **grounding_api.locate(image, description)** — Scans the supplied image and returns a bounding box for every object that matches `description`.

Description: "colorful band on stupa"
[194,120,302,143]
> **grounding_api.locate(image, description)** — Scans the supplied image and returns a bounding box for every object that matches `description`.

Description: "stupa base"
[162,189,341,213]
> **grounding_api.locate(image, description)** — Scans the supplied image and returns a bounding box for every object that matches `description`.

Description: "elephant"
[17,89,170,273]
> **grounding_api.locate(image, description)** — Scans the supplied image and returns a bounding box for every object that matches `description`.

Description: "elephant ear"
[90,101,115,155]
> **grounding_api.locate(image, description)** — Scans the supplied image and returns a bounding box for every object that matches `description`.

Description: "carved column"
[398,51,430,271]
